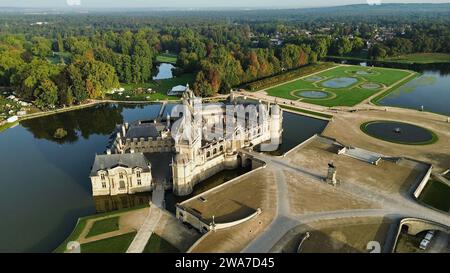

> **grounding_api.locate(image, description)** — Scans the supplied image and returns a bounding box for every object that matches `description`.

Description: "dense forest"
[0,4,449,108]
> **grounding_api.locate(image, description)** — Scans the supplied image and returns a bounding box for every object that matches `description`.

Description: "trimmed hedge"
[245,62,336,91]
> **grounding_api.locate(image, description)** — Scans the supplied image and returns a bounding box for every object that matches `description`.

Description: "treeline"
[0,35,119,108]
[246,62,335,91]
[1,9,450,108]
[369,24,450,60]
[192,44,314,96]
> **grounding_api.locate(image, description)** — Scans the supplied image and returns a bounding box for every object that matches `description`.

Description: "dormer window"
[136,170,141,178]
[100,174,105,180]
[119,173,124,179]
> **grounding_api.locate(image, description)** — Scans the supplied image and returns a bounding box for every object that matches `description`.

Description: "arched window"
[219,146,224,152]
[213,148,217,155]
[206,151,211,158]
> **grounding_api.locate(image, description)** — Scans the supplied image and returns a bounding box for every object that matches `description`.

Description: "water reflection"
[94,193,150,213]
[0,101,328,252]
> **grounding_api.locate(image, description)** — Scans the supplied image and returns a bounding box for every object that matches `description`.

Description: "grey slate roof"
[90,153,150,176]
[125,122,160,139]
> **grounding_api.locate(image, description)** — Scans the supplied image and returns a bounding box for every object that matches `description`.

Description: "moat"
[0,102,327,252]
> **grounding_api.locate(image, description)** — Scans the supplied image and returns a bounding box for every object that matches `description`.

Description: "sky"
[1,0,450,9]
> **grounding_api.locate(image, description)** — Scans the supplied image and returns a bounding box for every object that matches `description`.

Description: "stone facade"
[97,89,283,197]
[90,153,153,196]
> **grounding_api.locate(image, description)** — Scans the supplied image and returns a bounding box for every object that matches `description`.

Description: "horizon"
[1,0,450,9]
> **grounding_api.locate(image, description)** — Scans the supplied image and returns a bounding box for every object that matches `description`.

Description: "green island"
[385,53,450,64]
[329,53,450,64]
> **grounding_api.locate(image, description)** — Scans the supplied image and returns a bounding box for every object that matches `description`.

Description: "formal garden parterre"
[265,64,417,107]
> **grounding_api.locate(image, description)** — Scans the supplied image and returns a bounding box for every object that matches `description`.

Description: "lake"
[378,71,450,116]
[0,102,326,252]
[153,63,175,80]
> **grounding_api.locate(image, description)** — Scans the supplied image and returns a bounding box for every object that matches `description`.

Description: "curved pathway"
[242,149,450,253]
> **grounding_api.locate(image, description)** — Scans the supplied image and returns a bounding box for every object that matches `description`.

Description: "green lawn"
[54,204,149,253]
[156,53,178,64]
[265,65,414,107]
[80,232,137,253]
[419,180,450,213]
[86,216,120,238]
[143,234,180,253]
[47,52,72,65]
[329,52,450,64]
[0,121,18,133]
[386,53,450,64]
[107,73,195,101]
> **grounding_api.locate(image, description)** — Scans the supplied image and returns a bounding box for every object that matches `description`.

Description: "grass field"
[156,53,178,64]
[107,73,195,101]
[80,232,136,253]
[419,180,450,213]
[143,234,180,253]
[54,204,149,253]
[265,65,414,107]
[0,121,18,133]
[86,217,120,238]
[386,53,450,64]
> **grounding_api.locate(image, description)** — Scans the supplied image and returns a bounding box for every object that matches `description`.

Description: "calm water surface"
[0,103,326,252]
[153,63,175,80]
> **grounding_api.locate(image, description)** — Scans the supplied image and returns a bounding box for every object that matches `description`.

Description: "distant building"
[168,84,189,96]
[90,152,152,196]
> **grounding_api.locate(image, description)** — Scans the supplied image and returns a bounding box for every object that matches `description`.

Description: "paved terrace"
[242,137,450,253]
[181,133,449,253]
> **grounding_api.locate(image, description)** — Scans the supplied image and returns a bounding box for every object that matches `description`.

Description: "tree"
[31,37,52,57]
[34,79,58,108]
[66,55,119,101]
[370,44,388,60]
[12,59,60,101]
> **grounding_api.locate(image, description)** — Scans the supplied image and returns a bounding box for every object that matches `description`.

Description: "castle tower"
[269,104,283,146]
[172,154,194,196]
